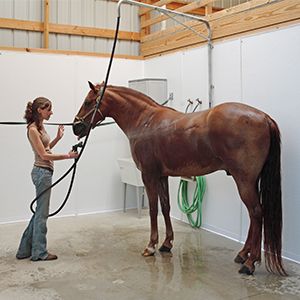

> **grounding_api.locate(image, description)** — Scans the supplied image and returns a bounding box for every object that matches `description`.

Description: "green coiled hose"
[177,176,206,228]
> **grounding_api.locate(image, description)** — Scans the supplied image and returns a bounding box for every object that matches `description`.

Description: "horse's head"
[73,81,105,138]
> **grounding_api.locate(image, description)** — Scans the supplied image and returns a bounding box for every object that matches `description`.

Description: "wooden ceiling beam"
[0,18,140,42]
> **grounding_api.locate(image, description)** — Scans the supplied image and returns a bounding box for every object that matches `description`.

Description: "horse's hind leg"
[158,176,174,252]
[234,177,262,275]
[234,223,252,264]
[141,173,159,257]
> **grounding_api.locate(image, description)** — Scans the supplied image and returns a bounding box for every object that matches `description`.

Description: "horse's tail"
[259,117,287,275]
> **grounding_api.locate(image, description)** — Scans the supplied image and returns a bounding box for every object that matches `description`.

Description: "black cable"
[0,121,115,127]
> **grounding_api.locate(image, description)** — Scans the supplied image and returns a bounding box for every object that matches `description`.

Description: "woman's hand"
[68,150,79,159]
[50,125,65,149]
[56,125,65,140]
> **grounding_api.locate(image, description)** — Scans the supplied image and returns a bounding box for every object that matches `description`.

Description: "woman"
[16,97,78,261]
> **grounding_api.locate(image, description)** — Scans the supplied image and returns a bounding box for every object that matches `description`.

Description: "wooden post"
[43,0,49,48]
[140,0,152,38]
[205,3,213,15]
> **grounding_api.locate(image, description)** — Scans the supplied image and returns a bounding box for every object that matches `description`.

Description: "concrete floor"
[1,210,300,300]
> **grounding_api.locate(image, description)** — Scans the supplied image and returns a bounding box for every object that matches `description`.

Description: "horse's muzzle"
[72,121,88,138]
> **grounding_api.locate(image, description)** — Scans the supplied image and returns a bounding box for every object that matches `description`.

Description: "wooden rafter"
[165,2,222,16]
[0,0,299,59]
[140,0,215,29]
[140,0,300,57]
[0,18,140,42]
[0,45,143,60]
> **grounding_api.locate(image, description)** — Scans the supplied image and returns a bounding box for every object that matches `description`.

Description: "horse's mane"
[97,83,175,111]
[110,85,158,106]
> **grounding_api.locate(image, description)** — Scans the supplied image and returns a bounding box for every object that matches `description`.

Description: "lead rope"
[29,16,121,217]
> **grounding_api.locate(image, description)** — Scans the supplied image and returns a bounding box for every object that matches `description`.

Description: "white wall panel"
[69,0,82,51]
[28,32,42,48]
[205,38,244,241]
[241,25,300,262]
[94,38,107,54]
[131,6,139,31]
[0,1,13,18]
[28,0,43,50]
[56,0,70,51]
[49,0,57,23]
[1,22,299,264]
[13,30,28,47]
[28,0,42,47]
[14,0,28,19]
[49,33,57,49]
[69,0,81,25]
[144,24,300,263]
[107,1,118,30]
[0,50,143,223]
[212,39,242,104]
[81,0,95,50]
[94,0,109,54]
[144,52,182,110]
[0,29,13,46]
[28,0,42,21]
[13,0,28,47]
[181,47,209,110]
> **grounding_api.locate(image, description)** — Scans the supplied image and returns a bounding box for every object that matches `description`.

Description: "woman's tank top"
[28,124,54,171]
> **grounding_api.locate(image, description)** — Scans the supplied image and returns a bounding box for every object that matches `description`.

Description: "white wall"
[0,51,143,223]
[0,23,299,264]
[144,24,300,263]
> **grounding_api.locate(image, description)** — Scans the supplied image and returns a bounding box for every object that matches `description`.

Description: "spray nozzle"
[72,141,83,152]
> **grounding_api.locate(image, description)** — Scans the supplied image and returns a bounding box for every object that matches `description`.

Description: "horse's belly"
[160,153,223,177]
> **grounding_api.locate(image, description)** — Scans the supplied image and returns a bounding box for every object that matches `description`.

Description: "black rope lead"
[0,121,115,127]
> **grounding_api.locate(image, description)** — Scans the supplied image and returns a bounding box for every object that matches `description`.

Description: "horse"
[73,81,287,276]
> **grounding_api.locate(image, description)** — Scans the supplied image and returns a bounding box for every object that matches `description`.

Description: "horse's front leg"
[158,176,174,252]
[141,173,159,257]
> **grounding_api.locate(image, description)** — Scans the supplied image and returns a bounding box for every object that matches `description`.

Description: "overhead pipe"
[117,0,213,107]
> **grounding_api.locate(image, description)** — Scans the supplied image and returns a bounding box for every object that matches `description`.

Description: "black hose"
[29,16,121,217]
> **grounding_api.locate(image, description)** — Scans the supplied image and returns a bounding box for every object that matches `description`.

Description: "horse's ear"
[88,81,96,93]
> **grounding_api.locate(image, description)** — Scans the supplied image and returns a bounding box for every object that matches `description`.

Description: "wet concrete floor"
[0,210,300,300]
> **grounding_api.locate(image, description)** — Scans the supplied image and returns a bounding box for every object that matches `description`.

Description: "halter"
[74,94,105,129]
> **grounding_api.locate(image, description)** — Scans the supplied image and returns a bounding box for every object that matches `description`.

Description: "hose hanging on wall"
[177,176,206,228]
[177,99,206,228]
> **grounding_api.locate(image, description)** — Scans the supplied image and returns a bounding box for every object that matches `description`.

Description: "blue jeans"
[16,166,52,260]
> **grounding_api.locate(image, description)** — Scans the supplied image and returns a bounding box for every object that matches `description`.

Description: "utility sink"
[117,157,144,218]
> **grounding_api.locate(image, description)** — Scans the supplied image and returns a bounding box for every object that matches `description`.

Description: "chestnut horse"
[73,82,286,276]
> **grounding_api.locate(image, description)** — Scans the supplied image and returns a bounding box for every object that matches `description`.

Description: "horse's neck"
[106,87,158,133]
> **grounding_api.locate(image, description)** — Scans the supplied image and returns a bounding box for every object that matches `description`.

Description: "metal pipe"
[118,0,209,26]
[117,0,213,107]
[208,41,213,108]
[162,10,209,42]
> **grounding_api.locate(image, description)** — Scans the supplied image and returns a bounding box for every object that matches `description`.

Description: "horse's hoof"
[234,254,246,264]
[239,264,254,275]
[142,247,155,257]
[159,245,171,252]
